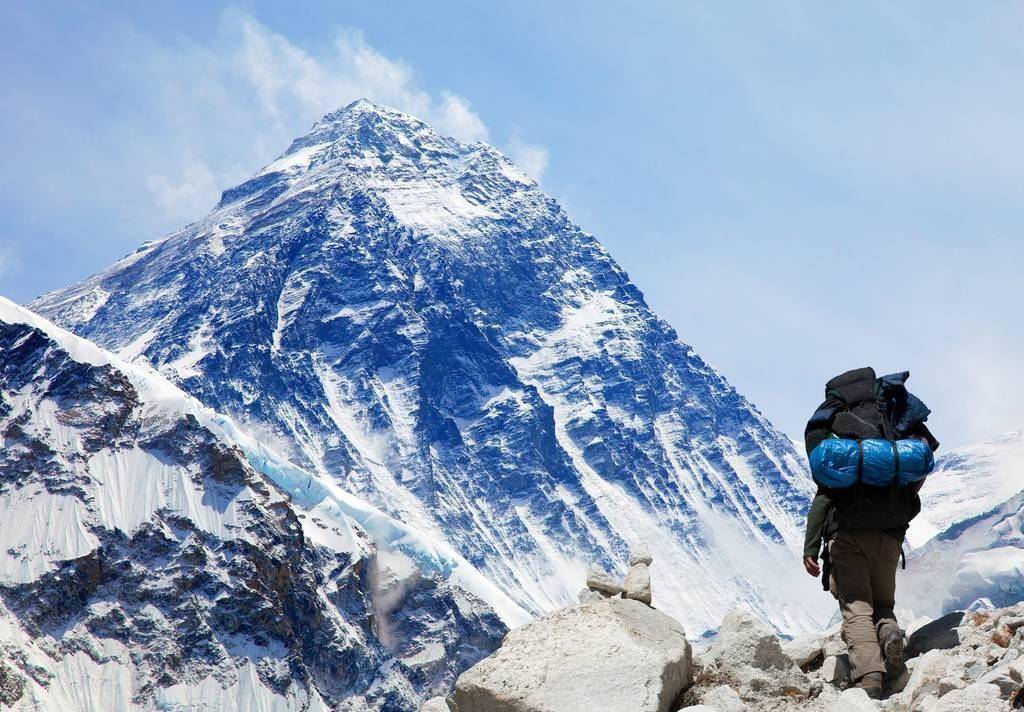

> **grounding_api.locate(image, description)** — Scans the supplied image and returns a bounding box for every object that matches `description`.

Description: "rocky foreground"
[421,565,1024,711]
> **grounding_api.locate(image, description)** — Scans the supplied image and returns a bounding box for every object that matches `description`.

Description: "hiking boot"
[832,411,881,440]
[855,672,884,700]
[882,629,905,679]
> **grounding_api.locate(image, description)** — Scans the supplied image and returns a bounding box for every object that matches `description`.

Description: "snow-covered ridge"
[1,296,514,710]
[908,430,1024,548]
[901,431,1024,616]
[0,296,525,625]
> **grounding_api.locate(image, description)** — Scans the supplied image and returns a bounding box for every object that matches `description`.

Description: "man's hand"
[803,556,821,577]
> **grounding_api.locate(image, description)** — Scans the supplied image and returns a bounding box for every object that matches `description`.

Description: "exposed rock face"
[453,598,692,712]
[702,609,809,697]
[0,656,24,706]
[0,306,505,711]
[420,697,450,712]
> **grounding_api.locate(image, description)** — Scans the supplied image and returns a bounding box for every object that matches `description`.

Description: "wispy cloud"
[507,134,550,182]
[1,9,543,242]
[136,12,505,222]
[227,15,490,144]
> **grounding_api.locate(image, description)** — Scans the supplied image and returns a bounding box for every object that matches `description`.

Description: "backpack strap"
[855,439,865,505]
[821,542,832,592]
[889,440,901,503]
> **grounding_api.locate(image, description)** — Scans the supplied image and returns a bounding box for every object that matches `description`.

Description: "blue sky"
[1,1,1021,448]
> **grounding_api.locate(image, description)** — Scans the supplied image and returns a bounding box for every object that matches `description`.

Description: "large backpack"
[804,367,936,533]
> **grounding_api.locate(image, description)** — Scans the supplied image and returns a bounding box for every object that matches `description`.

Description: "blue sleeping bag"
[809,438,934,488]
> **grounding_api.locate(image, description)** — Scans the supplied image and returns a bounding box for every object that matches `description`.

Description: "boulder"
[1010,657,1024,683]
[452,598,692,712]
[822,626,846,658]
[994,617,1024,648]
[782,634,825,671]
[906,612,964,659]
[625,563,653,605]
[586,566,625,595]
[894,649,953,708]
[828,687,877,712]
[698,684,745,712]
[704,609,809,697]
[819,654,851,688]
[629,545,654,566]
[918,682,1003,711]
[420,697,450,712]
[979,664,1018,697]
[578,587,609,604]
[936,675,966,696]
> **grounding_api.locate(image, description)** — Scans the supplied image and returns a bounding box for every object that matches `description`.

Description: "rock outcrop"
[701,609,811,698]
[422,591,1024,712]
[448,598,692,712]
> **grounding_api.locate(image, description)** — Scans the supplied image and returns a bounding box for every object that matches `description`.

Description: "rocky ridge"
[421,567,1024,712]
[0,297,508,711]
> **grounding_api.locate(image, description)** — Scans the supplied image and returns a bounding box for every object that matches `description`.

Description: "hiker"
[801,367,939,699]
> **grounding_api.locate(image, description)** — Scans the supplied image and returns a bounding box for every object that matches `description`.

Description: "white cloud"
[124,11,537,221]
[226,13,489,144]
[146,153,218,220]
[506,135,550,182]
[435,92,489,144]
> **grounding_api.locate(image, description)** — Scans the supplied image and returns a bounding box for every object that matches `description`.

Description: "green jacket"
[803,491,832,559]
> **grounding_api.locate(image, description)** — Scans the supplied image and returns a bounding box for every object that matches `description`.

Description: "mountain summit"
[33,99,827,635]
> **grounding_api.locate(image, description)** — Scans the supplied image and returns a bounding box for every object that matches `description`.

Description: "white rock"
[624,562,653,605]
[1009,656,1024,682]
[820,654,852,687]
[586,565,625,595]
[699,684,745,712]
[978,664,1017,697]
[578,587,607,604]
[629,544,654,566]
[453,598,692,712]
[705,609,809,697]
[920,682,1002,711]
[783,634,825,670]
[678,706,717,712]
[822,629,847,658]
[420,697,450,712]
[829,687,879,712]
[894,649,953,708]
[935,674,964,696]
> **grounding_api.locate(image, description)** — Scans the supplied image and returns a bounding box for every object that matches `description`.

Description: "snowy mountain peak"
[33,103,827,638]
[280,97,460,166]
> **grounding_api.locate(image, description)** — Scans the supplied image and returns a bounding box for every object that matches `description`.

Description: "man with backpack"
[802,367,939,699]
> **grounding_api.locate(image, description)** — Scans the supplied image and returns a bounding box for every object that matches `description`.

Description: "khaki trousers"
[828,529,901,680]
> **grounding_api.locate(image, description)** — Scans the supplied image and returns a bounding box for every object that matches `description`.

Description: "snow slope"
[901,431,1024,616]
[0,297,509,711]
[907,430,1024,548]
[33,99,828,635]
